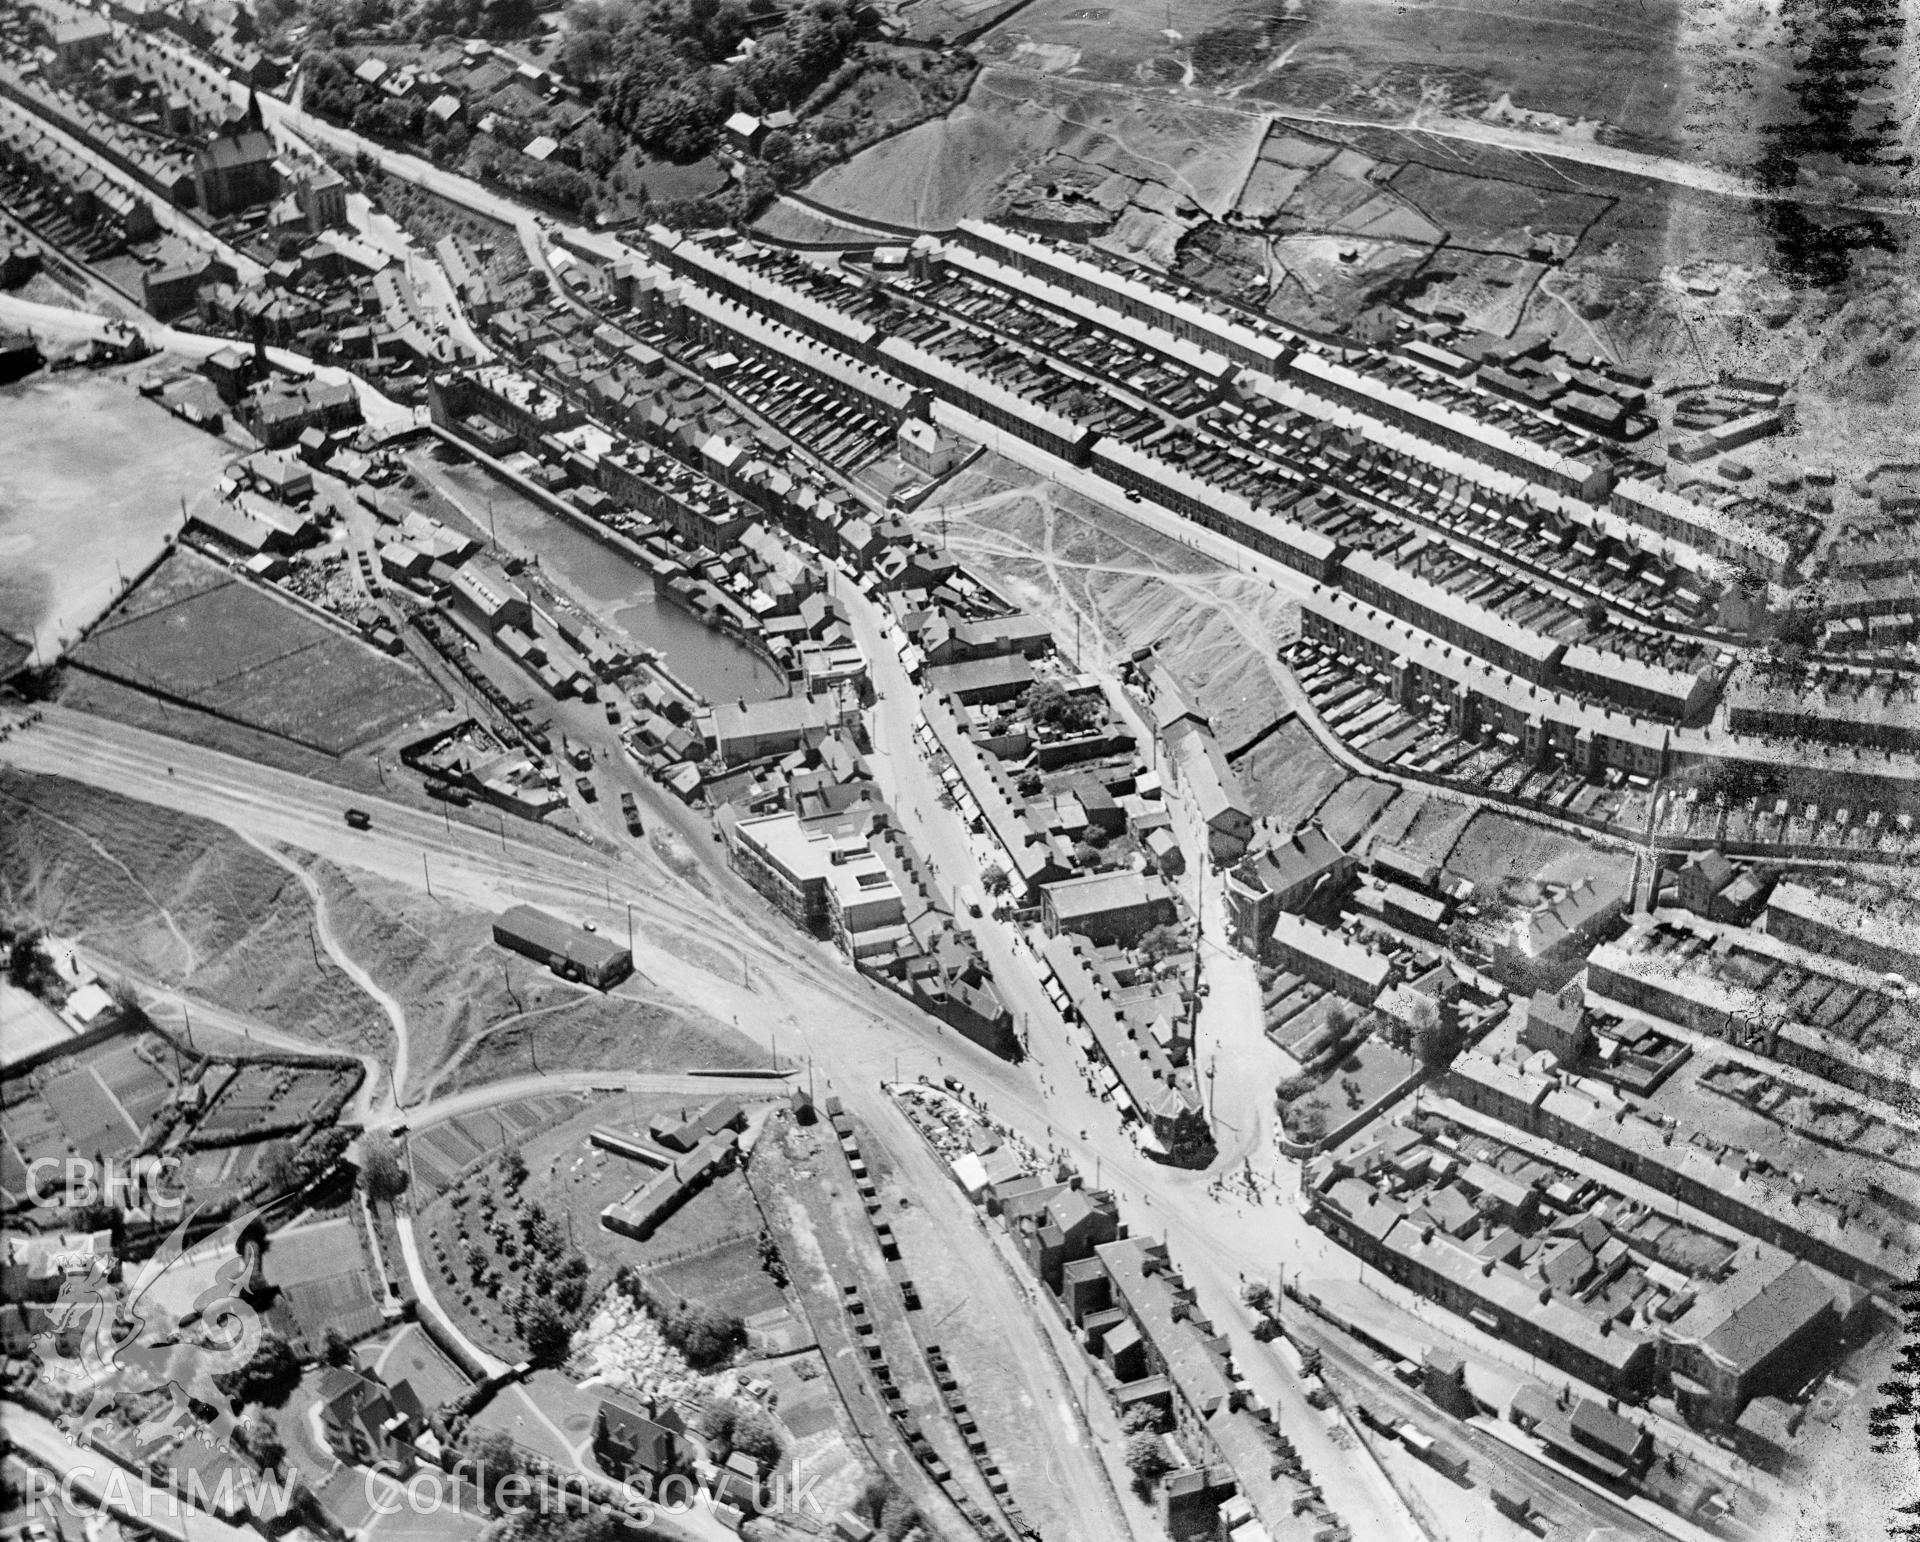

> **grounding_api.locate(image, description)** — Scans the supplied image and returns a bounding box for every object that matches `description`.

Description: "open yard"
[1234,719,1348,831]
[72,547,446,756]
[1442,810,1633,904]
[913,457,1297,750]
[0,362,235,649]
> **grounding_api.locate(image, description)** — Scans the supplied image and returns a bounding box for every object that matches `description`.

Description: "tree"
[359,1134,409,1203]
[1289,1097,1330,1144]
[1240,1280,1273,1316]
[728,1403,780,1464]
[502,1146,529,1188]
[219,1334,302,1408]
[1125,1432,1172,1493]
[1138,923,1183,965]
[522,1297,574,1367]
[1022,679,1101,736]
[261,1145,300,1196]
[321,1327,353,1368]
[981,864,1010,897]
[662,1300,744,1368]
[6,930,60,998]
[243,1424,286,1475]
[469,1430,523,1512]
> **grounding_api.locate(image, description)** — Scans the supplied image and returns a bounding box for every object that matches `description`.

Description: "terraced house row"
[453,220,1916,814]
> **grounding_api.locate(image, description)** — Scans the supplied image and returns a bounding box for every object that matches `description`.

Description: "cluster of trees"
[4,927,61,998]
[303,50,478,167]
[694,1391,780,1464]
[261,1126,353,1198]
[360,1133,409,1203]
[444,1152,592,1366]
[218,1333,304,1408]
[1022,678,1104,737]
[582,0,861,162]
[612,1265,746,1370]
[477,155,599,218]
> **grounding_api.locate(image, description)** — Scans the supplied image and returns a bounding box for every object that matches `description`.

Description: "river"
[411,450,788,705]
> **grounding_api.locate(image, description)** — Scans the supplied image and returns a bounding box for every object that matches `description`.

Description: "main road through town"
[1,694,1671,1542]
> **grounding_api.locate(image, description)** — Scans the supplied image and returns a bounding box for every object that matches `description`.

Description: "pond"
[418,453,788,705]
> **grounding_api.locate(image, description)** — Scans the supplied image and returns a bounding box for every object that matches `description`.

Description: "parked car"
[576,775,597,802]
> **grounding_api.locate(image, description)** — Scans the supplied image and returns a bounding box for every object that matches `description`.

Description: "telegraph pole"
[423,852,433,897]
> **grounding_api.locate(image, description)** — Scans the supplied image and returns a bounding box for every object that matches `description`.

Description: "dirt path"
[418,990,610,1102]
[0,780,201,978]
[240,835,410,1115]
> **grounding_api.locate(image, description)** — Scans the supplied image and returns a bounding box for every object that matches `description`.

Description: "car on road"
[344,808,371,829]
[575,775,597,802]
[604,700,621,724]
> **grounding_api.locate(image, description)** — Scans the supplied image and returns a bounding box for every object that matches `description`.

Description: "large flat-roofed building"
[1041,870,1177,948]
[492,904,632,987]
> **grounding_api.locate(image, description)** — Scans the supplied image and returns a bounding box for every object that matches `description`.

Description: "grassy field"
[73,548,446,756]
[304,858,514,1103]
[803,67,1268,228]
[0,771,383,1054]
[0,363,235,649]
[1234,720,1347,831]
[1311,776,1397,848]
[440,993,761,1097]
[1240,0,1686,153]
